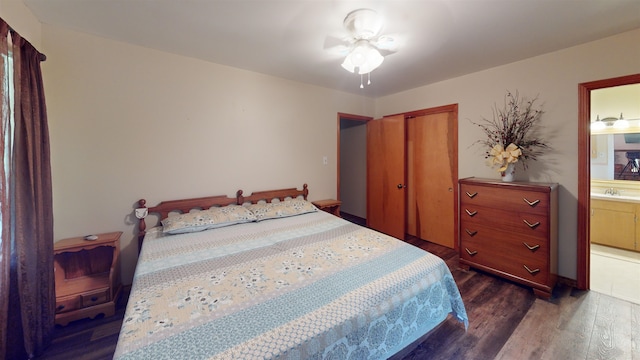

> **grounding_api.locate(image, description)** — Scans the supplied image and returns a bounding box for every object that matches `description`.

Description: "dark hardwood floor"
[36,213,640,360]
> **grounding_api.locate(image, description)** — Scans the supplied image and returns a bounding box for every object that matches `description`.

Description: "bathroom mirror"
[590,83,640,182]
[591,132,640,181]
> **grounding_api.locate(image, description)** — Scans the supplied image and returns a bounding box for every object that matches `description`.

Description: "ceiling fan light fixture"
[344,8,383,40]
[357,46,384,75]
[349,41,370,66]
[338,8,390,87]
[341,57,356,73]
[341,39,384,75]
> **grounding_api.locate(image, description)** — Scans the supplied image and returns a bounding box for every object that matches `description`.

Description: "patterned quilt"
[114,210,468,359]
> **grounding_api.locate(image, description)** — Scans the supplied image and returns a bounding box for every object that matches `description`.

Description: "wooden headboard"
[136,184,309,252]
[237,183,308,204]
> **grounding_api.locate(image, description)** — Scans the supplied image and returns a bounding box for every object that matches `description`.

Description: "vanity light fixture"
[591,115,605,131]
[613,113,629,129]
[592,113,630,130]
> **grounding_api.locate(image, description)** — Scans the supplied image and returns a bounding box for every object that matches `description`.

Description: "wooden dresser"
[54,232,122,326]
[459,178,558,299]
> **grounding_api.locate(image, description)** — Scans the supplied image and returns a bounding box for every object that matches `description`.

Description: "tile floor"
[590,243,640,304]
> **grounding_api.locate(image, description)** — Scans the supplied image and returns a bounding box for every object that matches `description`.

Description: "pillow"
[247,199,317,221]
[161,205,257,235]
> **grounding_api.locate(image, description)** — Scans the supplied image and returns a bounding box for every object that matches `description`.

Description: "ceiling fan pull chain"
[360,74,364,88]
[368,72,371,85]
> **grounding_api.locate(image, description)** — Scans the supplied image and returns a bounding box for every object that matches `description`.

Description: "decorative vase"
[501,163,515,182]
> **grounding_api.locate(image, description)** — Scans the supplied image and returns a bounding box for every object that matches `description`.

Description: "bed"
[114,184,468,359]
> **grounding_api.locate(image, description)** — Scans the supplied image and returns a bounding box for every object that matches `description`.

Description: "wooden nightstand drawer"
[81,288,109,308]
[56,294,81,313]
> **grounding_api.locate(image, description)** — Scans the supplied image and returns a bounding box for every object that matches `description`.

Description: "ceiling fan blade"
[378,48,396,57]
[326,44,352,56]
[372,35,399,51]
[323,35,352,50]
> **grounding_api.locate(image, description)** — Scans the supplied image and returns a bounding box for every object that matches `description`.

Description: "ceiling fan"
[328,8,398,86]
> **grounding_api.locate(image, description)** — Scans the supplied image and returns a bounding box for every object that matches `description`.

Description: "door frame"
[577,73,640,290]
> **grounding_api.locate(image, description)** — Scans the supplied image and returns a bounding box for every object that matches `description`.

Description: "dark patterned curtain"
[1,18,53,360]
[0,18,12,360]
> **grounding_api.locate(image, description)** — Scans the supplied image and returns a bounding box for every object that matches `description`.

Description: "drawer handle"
[465,209,478,216]
[465,248,478,256]
[90,296,98,302]
[523,265,540,275]
[465,191,478,198]
[523,242,540,251]
[465,229,478,236]
[523,219,541,228]
[523,198,541,207]
[56,305,65,311]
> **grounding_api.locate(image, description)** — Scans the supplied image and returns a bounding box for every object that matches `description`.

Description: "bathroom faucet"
[604,188,619,195]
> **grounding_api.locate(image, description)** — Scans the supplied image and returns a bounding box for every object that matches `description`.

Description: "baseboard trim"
[557,275,577,289]
[340,212,366,226]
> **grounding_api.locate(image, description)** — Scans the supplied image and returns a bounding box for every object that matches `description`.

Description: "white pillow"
[247,199,317,221]
[161,205,257,234]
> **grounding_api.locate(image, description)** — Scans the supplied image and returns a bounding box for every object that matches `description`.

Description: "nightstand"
[312,199,342,217]
[53,232,122,326]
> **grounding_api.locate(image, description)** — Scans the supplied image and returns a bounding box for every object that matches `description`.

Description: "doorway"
[337,113,372,223]
[577,73,640,291]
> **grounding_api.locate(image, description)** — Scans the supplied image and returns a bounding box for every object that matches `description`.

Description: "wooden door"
[366,115,406,239]
[407,110,457,248]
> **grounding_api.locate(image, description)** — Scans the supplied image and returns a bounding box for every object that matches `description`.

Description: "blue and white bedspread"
[114,211,468,360]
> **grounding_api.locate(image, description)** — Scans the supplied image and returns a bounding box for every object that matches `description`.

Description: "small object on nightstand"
[84,234,98,241]
[312,199,342,217]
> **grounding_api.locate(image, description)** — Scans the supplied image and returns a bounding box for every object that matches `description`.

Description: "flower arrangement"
[472,91,547,173]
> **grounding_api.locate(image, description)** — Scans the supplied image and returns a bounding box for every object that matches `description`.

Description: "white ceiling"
[23,0,640,98]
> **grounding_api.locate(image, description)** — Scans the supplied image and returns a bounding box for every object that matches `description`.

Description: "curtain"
[0,18,12,360]
[1,18,54,360]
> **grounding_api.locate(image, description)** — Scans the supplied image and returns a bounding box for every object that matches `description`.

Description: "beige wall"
[0,0,41,47]
[41,24,374,283]
[374,29,640,280]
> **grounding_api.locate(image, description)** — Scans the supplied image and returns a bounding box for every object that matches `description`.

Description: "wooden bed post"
[236,190,245,205]
[137,199,147,253]
[302,183,308,200]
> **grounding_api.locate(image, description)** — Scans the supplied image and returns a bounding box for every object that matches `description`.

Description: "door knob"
[397,184,405,189]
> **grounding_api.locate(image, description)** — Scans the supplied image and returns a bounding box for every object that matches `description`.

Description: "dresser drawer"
[460,206,549,239]
[81,288,109,308]
[461,183,550,215]
[55,294,81,313]
[460,230,549,265]
[460,243,549,283]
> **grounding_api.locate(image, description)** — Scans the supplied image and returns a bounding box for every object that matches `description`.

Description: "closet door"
[366,115,406,239]
[407,108,457,248]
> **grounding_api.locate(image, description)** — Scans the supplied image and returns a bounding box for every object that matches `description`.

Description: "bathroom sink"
[590,193,640,203]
